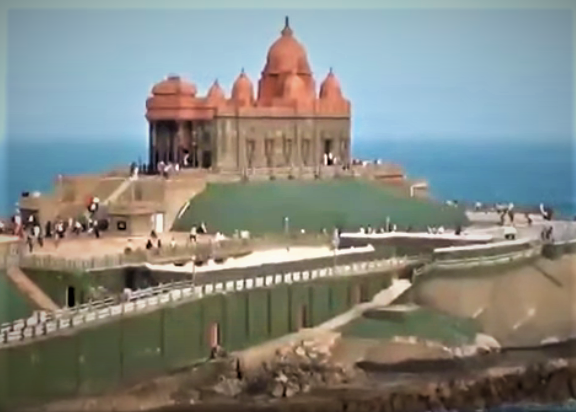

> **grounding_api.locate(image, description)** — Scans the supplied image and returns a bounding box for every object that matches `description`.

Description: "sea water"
[2,135,573,218]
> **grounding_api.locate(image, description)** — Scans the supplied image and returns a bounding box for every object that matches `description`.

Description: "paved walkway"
[464,218,576,243]
[23,232,210,259]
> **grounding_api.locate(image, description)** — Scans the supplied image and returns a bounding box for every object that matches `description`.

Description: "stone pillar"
[294,119,301,169]
[156,123,163,165]
[175,121,184,165]
[208,121,217,170]
[148,122,156,168]
[158,124,165,164]
[312,122,319,171]
[162,124,169,164]
[236,114,245,172]
[197,123,205,168]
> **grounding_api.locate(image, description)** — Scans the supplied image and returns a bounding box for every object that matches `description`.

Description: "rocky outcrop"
[164,358,576,412]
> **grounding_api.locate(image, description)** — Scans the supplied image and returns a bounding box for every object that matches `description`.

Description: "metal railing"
[4,235,574,345]
[0,257,407,346]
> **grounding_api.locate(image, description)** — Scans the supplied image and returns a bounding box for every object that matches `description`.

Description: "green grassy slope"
[339,308,480,346]
[172,179,467,236]
[0,270,34,324]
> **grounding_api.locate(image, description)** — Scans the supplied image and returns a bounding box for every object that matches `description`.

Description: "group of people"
[157,161,180,179]
[124,230,179,255]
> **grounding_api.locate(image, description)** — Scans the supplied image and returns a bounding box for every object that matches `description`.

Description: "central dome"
[263,17,311,75]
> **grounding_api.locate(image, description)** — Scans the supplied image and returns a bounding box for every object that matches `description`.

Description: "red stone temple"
[146,16,351,172]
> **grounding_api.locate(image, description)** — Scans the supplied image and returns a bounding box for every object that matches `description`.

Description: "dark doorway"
[360,284,370,303]
[66,286,76,308]
[125,269,136,290]
[299,305,309,329]
[190,144,200,168]
[323,139,334,165]
[124,267,156,290]
[202,151,212,169]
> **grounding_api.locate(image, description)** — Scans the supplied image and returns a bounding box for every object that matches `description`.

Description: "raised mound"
[339,307,480,346]
[172,179,467,235]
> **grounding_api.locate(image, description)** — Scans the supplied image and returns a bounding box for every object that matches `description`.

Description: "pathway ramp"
[103,177,133,205]
[6,266,59,312]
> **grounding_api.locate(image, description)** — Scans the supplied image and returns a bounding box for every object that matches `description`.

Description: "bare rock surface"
[196,337,365,402]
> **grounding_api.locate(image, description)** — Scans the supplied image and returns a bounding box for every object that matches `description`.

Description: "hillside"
[172,179,467,235]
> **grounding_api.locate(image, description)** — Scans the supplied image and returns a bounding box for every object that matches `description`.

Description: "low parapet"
[433,237,533,254]
[340,232,494,242]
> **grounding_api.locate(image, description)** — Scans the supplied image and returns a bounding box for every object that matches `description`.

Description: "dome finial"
[329,67,333,74]
[281,15,293,36]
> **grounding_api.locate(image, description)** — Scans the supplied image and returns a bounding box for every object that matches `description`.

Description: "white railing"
[432,246,541,270]
[0,257,407,347]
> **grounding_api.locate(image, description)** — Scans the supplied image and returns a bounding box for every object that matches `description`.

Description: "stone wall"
[214,116,350,171]
[0,269,394,410]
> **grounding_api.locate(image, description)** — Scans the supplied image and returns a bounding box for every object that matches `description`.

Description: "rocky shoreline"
[152,339,576,412]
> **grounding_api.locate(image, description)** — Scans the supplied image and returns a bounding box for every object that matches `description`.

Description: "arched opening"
[360,283,370,303]
[208,322,220,348]
[66,286,76,308]
[298,305,309,329]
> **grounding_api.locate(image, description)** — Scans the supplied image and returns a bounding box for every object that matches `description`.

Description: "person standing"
[33,224,43,248]
[26,232,34,253]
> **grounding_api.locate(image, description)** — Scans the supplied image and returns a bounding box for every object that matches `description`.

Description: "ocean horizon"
[1,135,574,219]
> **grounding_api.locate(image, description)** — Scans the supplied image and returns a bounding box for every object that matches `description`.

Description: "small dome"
[283,71,306,100]
[206,79,226,103]
[231,69,254,105]
[319,68,342,99]
[264,17,311,75]
[151,75,197,96]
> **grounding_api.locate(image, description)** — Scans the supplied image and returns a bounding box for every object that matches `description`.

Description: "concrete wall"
[20,247,403,307]
[108,213,153,236]
[0,269,394,409]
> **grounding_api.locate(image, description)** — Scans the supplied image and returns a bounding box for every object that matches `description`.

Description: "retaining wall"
[0,265,396,409]
[542,239,576,259]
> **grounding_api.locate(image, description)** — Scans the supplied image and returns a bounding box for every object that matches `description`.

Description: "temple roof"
[231,69,254,105]
[151,75,197,96]
[263,16,311,75]
[319,68,343,100]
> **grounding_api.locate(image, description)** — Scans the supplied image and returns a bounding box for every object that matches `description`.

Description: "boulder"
[212,377,243,398]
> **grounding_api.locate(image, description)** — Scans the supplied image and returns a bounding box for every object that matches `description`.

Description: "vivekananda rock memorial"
[146,16,351,171]
[160,17,466,235]
[17,16,466,237]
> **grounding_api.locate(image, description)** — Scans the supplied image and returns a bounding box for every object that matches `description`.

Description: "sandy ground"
[330,338,452,367]
[23,232,210,258]
[146,245,374,273]
[411,254,576,346]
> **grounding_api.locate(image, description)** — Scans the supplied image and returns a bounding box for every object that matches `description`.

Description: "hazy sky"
[6,8,573,141]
